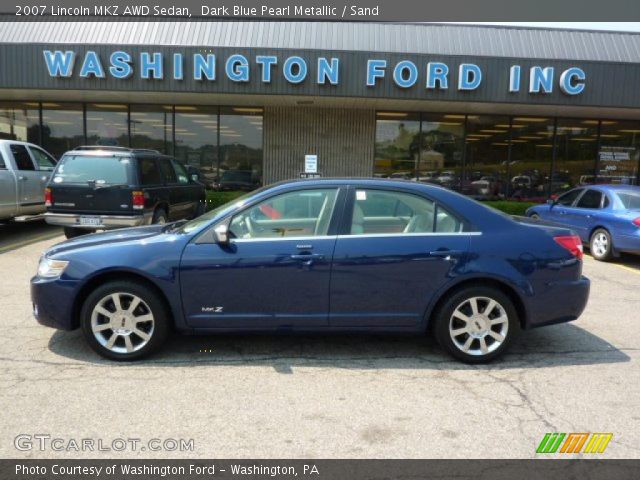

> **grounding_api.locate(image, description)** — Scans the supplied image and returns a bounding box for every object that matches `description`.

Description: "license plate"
[79,216,101,226]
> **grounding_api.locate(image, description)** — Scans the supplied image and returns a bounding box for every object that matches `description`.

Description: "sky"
[462,22,640,32]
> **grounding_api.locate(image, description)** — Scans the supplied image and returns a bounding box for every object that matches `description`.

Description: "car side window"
[160,158,177,184]
[138,158,162,185]
[555,189,583,206]
[0,151,6,169]
[576,189,603,209]
[349,189,461,235]
[172,161,190,184]
[229,189,339,239]
[10,144,36,171]
[29,147,56,171]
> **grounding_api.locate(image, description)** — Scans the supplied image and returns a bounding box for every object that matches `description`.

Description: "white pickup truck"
[0,140,57,223]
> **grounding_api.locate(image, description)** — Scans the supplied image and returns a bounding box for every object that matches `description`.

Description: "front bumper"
[526,276,591,329]
[31,276,79,330]
[45,212,151,229]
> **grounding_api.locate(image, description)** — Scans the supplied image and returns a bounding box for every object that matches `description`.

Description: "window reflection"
[86,104,128,147]
[597,120,639,185]
[464,115,510,199]
[508,117,555,201]
[553,119,598,196]
[0,102,39,143]
[174,106,218,189]
[374,112,420,179]
[418,114,464,191]
[130,105,173,154]
[218,107,263,191]
[41,103,83,159]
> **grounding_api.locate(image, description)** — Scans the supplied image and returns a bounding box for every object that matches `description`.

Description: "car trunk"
[48,183,135,216]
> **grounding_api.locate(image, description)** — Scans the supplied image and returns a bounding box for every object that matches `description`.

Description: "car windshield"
[617,191,640,210]
[52,155,131,185]
[174,187,268,234]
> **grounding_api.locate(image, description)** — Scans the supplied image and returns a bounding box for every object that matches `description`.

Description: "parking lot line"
[0,232,62,255]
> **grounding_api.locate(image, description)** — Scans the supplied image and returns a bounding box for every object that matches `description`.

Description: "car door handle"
[290,253,325,261]
[429,250,464,258]
[18,176,27,181]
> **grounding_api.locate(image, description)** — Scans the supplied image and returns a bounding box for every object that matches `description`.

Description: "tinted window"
[576,189,603,209]
[52,155,131,185]
[138,158,162,185]
[617,191,640,210]
[29,147,56,171]
[159,159,177,183]
[173,161,189,184]
[556,188,583,206]
[435,205,463,233]
[350,190,437,235]
[10,144,35,171]
[229,189,338,239]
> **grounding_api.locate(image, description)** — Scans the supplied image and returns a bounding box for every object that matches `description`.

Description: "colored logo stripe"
[537,433,613,454]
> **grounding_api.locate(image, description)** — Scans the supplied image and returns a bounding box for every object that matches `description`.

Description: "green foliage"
[205,191,246,211]
[483,200,538,216]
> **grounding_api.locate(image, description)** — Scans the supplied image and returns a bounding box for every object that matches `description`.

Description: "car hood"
[45,224,170,257]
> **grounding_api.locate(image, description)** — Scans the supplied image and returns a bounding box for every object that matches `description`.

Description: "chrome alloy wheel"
[449,296,509,356]
[592,232,609,257]
[90,292,155,354]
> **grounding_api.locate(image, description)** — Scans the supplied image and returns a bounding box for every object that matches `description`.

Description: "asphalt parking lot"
[0,221,639,459]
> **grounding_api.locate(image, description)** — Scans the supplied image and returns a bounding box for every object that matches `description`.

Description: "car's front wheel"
[433,286,519,363]
[590,228,613,261]
[80,281,170,360]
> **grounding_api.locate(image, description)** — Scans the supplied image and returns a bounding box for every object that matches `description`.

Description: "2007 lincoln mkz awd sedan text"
[31,179,590,363]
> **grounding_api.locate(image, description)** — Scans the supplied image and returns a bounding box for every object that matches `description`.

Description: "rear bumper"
[45,212,152,229]
[526,276,590,329]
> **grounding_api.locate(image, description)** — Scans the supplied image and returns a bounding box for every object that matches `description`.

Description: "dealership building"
[0,21,639,198]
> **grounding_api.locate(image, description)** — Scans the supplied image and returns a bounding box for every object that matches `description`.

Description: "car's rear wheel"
[80,281,170,361]
[529,213,540,220]
[64,227,92,239]
[433,286,519,364]
[152,208,167,225]
[590,228,613,261]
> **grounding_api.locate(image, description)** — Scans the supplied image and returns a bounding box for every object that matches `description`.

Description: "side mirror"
[213,223,230,244]
[191,173,200,182]
[546,199,555,205]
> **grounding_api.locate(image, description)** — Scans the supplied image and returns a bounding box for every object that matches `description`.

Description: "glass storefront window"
[464,115,511,199]
[130,105,173,154]
[174,106,218,189]
[40,103,83,159]
[418,114,465,191]
[86,104,129,147]
[597,120,640,185]
[0,102,39,143]
[374,112,421,179]
[553,118,599,196]
[218,107,263,192]
[508,117,555,201]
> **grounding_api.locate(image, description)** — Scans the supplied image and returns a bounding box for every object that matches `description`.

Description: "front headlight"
[37,257,69,279]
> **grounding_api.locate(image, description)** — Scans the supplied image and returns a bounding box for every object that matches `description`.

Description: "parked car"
[32,179,590,363]
[44,146,206,239]
[526,185,640,261]
[0,140,57,223]
[214,169,260,191]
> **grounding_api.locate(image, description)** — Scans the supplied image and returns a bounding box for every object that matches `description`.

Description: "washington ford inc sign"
[43,50,587,95]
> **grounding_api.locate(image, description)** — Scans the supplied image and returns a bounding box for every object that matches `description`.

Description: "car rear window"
[617,191,640,210]
[52,155,131,185]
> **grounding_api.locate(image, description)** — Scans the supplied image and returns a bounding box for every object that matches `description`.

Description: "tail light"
[132,191,145,210]
[554,235,584,260]
[633,218,640,227]
[44,188,52,207]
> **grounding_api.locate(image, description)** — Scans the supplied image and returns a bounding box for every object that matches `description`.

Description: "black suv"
[44,146,206,239]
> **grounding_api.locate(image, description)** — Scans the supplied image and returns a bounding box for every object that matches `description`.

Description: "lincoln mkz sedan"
[31,179,590,363]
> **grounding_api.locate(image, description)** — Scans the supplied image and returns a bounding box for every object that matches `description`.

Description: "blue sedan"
[526,185,640,261]
[31,179,590,363]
